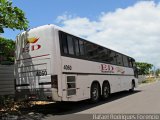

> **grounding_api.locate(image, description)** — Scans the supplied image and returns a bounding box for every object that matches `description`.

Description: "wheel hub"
[92,88,98,99]
[104,86,109,97]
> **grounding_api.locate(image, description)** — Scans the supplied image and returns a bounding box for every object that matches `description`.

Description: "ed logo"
[101,64,114,73]
[22,37,41,53]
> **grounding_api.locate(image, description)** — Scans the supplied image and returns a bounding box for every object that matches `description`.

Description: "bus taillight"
[51,75,58,88]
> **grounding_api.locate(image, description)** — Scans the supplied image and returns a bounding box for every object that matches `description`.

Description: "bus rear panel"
[15,25,58,101]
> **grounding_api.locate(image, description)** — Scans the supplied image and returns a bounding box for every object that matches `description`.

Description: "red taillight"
[51,75,58,88]
[28,94,37,100]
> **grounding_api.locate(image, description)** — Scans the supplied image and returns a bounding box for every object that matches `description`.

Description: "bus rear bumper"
[15,88,60,101]
[15,89,52,101]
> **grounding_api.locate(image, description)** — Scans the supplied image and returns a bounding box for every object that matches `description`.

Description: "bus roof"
[17,24,135,60]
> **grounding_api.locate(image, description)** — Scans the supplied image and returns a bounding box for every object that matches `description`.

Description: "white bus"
[15,24,138,102]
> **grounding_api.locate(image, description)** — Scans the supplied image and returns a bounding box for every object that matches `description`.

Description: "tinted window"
[67,35,74,55]
[111,52,117,64]
[92,44,101,61]
[99,48,109,62]
[61,33,68,54]
[123,56,129,67]
[101,50,116,64]
[59,31,132,68]
[79,39,85,56]
[109,50,117,64]
[74,38,80,56]
[128,58,133,67]
[85,42,93,57]
[129,58,135,68]
[116,53,123,66]
[132,60,136,67]
[85,42,100,60]
[91,45,100,60]
[98,47,104,61]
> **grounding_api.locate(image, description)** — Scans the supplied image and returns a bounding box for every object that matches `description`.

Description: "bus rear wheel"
[90,83,100,103]
[102,82,110,100]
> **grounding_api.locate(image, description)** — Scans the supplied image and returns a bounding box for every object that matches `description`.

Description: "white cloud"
[57,1,160,68]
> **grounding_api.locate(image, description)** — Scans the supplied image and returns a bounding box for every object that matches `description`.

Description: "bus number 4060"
[64,65,72,70]
[36,70,47,76]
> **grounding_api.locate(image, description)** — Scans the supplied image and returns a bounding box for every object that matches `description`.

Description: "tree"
[155,69,160,77]
[0,37,15,64]
[136,62,153,75]
[0,0,29,33]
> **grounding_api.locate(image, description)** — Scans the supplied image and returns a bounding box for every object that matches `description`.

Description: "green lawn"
[141,77,159,84]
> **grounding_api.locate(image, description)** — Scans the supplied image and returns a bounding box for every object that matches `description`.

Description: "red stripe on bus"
[16,54,50,61]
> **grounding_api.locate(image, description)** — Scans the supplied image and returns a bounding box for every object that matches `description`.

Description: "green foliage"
[136,62,153,75]
[141,77,156,84]
[0,0,29,33]
[155,69,160,76]
[0,37,15,64]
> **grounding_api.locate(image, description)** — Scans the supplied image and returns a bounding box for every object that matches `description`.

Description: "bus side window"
[90,44,100,60]
[110,51,117,65]
[128,58,133,67]
[79,39,85,56]
[67,35,74,55]
[101,48,109,63]
[132,59,136,67]
[61,32,68,54]
[123,56,129,67]
[74,38,80,56]
[98,47,106,62]
[85,42,94,59]
[116,53,123,66]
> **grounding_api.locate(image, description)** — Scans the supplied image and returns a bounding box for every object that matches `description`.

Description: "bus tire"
[129,80,135,92]
[90,82,100,103]
[102,82,110,100]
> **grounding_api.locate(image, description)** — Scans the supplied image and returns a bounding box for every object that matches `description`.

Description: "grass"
[141,77,158,84]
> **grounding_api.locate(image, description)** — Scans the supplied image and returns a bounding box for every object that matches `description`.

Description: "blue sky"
[3,0,141,40]
[2,0,160,67]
